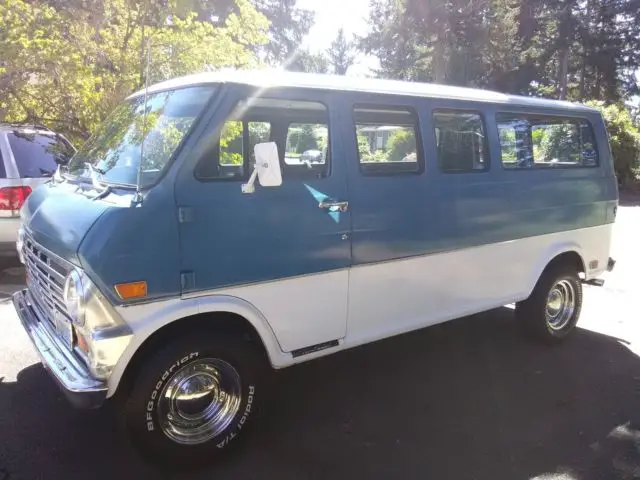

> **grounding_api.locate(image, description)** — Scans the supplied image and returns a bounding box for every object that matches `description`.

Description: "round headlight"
[63,269,86,326]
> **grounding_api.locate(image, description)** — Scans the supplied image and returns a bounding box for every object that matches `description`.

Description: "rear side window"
[433,110,488,172]
[496,114,598,169]
[354,105,422,175]
[7,132,75,178]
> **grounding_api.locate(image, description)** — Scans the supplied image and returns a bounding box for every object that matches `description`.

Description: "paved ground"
[0,201,639,480]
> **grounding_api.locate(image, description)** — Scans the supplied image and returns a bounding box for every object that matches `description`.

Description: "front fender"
[106,294,289,398]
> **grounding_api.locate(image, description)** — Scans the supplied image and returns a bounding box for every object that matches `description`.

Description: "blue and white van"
[12,70,617,465]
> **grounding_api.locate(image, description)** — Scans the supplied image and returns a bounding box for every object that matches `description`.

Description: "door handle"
[318,200,349,213]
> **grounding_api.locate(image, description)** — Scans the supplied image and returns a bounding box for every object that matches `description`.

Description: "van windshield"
[66,85,215,187]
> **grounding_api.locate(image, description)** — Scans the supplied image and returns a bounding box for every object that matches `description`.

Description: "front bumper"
[12,289,107,409]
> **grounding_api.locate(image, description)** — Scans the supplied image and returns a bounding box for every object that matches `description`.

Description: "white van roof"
[128,69,597,113]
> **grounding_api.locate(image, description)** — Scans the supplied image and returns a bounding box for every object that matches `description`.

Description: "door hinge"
[178,206,194,223]
[180,271,196,292]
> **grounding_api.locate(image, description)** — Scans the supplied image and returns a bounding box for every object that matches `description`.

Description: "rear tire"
[516,264,583,343]
[117,332,266,468]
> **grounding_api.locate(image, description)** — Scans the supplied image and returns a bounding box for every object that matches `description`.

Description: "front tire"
[516,265,583,343]
[118,332,265,467]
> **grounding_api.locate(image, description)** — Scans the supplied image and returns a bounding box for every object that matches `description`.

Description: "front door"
[174,86,351,353]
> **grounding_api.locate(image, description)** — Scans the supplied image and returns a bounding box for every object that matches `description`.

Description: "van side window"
[497,114,598,169]
[213,120,272,179]
[285,123,328,167]
[433,110,488,172]
[354,105,422,175]
[196,98,328,180]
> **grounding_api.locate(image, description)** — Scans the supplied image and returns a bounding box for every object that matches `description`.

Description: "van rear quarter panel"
[430,104,616,287]
[343,97,616,344]
[426,103,616,253]
[340,97,615,268]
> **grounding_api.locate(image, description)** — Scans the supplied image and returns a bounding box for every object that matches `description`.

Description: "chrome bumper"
[12,289,107,409]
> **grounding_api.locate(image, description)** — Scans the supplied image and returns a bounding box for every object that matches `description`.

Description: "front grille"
[23,232,73,326]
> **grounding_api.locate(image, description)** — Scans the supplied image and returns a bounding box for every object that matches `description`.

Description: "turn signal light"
[75,329,89,355]
[115,281,147,300]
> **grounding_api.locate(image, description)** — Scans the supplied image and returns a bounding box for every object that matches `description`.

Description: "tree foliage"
[587,101,640,185]
[360,0,640,103]
[287,50,330,74]
[386,129,416,162]
[0,0,269,143]
[326,28,356,75]
[148,0,315,66]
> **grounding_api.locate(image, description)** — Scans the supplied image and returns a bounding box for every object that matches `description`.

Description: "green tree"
[170,0,315,67]
[588,101,640,185]
[253,0,315,66]
[358,0,423,80]
[359,0,640,102]
[288,50,330,74]
[386,129,416,162]
[288,124,319,153]
[0,0,269,143]
[326,28,356,75]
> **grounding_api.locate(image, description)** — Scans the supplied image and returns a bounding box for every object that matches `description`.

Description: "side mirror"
[242,142,282,193]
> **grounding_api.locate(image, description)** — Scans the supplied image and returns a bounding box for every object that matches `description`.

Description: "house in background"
[358,125,402,152]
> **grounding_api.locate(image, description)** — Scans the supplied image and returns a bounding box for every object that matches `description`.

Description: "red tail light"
[0,186,32,211]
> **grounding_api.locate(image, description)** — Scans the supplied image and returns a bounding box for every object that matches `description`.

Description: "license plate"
[53,310,73,350]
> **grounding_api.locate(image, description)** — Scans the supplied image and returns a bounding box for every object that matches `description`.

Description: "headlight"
[62,268,133,379]
[63,269,86,326]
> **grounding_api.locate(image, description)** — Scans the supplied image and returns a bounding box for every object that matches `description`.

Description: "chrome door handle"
[318,200,349,213]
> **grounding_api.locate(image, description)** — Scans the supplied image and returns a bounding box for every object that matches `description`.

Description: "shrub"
[386,129,416,162]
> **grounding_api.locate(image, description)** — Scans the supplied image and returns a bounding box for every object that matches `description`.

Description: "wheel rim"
[545,279,576,331]
[158,358,242,445]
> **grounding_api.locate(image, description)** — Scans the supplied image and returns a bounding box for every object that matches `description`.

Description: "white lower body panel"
[345,224,612,348]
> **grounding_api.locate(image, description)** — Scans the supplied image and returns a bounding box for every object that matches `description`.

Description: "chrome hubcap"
[158,359,242,445]
[545,279,576,330]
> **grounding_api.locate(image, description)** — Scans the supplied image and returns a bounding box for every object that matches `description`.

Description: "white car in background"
[0,124,75,260]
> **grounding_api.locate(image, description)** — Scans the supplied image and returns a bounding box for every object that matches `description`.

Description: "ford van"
[12,70,617,465]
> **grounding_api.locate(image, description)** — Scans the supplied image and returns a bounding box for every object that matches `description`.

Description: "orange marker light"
[76,330,89,355]
[115,281,148,300]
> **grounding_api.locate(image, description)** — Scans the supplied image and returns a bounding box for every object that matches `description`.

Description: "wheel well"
[544,251,585,276]
[115,312,270,397]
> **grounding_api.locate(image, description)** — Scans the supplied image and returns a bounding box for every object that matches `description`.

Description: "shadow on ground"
[0,262,24,301]
[1,309,639,480]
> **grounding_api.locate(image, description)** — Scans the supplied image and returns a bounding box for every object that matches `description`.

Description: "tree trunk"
[578,54,586,101]
[557,45,569,100]
[556,3,572,100]
[432,22,446,83]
